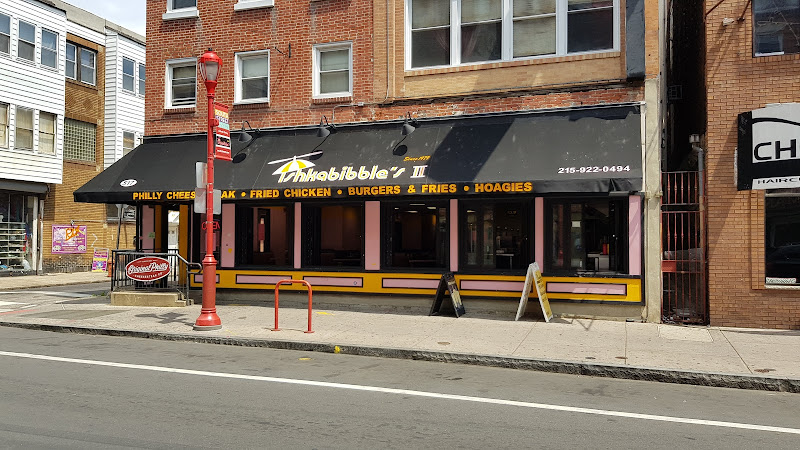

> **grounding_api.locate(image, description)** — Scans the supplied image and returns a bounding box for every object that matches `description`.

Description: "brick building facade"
[79,0,665,320]
[704,0,800,329]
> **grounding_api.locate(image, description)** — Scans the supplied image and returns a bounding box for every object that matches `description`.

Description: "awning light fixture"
[317,115,336,138]
[402,112,419,136]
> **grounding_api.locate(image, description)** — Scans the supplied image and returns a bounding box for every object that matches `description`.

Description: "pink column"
[535,197,544,267]
[220,203,235,267]
[450,199,458,272]
[365,201,380,270]
[141,205,155,251]
[628,195,642,276]
[294,203,302,269]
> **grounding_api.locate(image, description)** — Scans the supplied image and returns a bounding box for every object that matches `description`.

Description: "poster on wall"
[52,225,87,254]
[91,248,109,272]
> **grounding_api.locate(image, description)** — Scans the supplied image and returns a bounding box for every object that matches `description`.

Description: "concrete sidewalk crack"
[721,329,754,374]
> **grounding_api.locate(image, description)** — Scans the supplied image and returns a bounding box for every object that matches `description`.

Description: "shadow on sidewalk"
[135,312,195,327]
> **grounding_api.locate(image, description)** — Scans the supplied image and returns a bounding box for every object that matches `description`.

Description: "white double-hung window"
[313,43,352,98]
[166,58,197,108]
[38,112,56,155]
[122,57,135,93]
[235,50,269,103]
[17,20,35,62]
[41,29,58,69]
[0,13,10,54]
[407,0,618,69]
[164,0,199,20]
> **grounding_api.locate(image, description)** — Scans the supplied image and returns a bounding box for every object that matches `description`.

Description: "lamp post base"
[193,310,222,331]
[193,324,223,331]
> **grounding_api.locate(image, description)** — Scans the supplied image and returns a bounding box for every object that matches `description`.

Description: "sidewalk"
[1,272,799,392]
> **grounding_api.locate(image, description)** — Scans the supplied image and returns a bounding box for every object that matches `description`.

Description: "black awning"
[75,104,642,203]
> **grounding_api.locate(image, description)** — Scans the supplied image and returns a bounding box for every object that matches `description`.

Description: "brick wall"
[145,0,650,137]
[42,34,135,273]
[705,1,800,329]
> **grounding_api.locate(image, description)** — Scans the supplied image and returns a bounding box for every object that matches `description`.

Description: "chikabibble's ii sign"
[738,103,800,190]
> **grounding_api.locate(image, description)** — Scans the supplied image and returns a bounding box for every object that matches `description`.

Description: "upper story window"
[14,107,33,150]
[235,50,269,104]
[407,0,618,69]
[64,118,96,162]
[166,58,196,108]
[753,0,800,56]
[0,13,10,54]
[122,57,135,93]
[17,20,35,62]
[122,130,136,156]
[38,112,56,155]
[313,43,352,98]
[138,63,146,96]
[0,103,8,148]
[234,0,275,12]
[80,48,96,85]
[164,0,199,20]
[41,29,57,69]
[170,0,197,10]
[67,43,97,86]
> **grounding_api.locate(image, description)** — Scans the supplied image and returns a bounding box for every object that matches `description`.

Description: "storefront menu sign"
[91,248,109,272]
[430,272,465,317]
[214,103,231,161]
[52,225,87,254]
[738,103,800,190]
[515,262,553,322]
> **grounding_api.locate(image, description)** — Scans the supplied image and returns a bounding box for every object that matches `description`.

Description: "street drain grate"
[754,368,776,373]
[23,310,124,320]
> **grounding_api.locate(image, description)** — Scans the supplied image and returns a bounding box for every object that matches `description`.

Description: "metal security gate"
[662,171,708,324]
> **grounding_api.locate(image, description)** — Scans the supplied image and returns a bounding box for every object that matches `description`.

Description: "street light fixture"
[194,48,223,331]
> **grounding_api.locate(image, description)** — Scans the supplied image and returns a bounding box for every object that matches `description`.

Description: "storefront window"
[236,205,293,267]
[546,198,628,274]
[461,201,530,271]
[765,189,800,284]
[383,201,448,269]
[0,192,34,271]
[303,204,364,268]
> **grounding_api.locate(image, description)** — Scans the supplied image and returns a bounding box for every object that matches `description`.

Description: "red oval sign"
[125,257,171,282]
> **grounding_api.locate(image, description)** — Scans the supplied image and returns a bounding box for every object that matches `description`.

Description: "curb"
[3,321,800,393]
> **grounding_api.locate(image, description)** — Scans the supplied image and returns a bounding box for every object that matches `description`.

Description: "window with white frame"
[407,0,618,69]
[17,20,35,62]
[166,59,197,108]
[138,63,146,96]
[234,0,275,12]
[0,13,10,54]
[0,103,8,148]
[169,0,197,10]
[38,112,55,155]
[753,0,800,56]
[66,43,76,79]
[235,50,269,103]
[122,57,135,93]
[80,47,96,85]
[15,107,33,150]
[64,118,96,162]
[41,29,57,69]
[314,43,352,98]
[122,130,136,156]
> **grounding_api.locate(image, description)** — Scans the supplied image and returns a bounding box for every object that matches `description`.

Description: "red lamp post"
[194,49,223,331]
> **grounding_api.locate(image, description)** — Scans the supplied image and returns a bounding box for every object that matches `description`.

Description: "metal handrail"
[111,250,202,301]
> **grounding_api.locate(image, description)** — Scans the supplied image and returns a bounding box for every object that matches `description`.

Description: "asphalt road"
[0,327,798,449]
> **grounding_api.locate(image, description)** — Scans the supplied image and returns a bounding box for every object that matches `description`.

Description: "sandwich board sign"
[515,262,553,322]
[430,272,466,317]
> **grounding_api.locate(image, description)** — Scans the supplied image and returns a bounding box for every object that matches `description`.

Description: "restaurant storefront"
[76,104,646,308]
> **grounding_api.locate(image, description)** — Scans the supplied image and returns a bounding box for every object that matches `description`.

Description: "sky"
[63,0,147,36]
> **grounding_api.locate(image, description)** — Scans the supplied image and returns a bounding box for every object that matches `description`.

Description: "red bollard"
[273,279,314,333]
